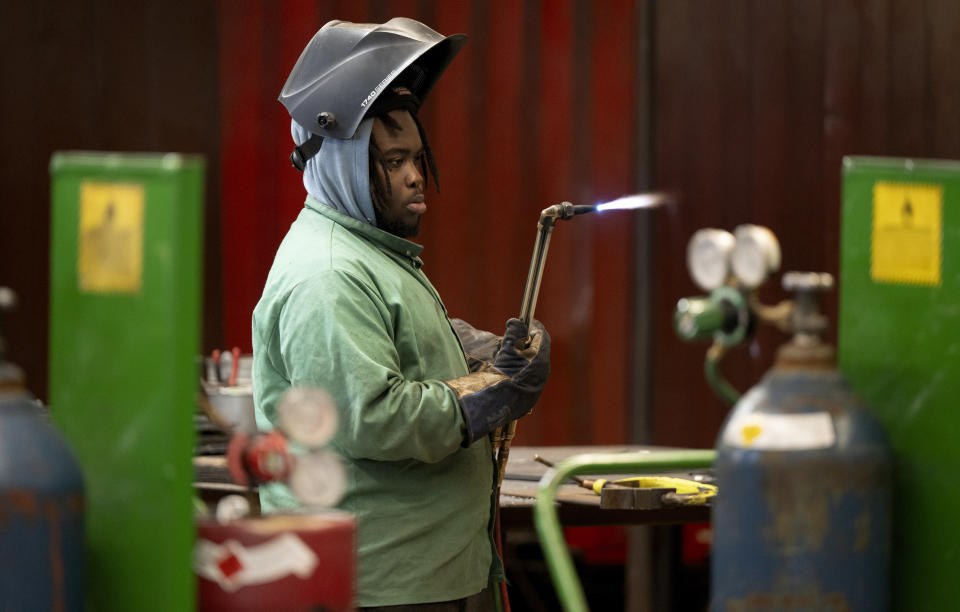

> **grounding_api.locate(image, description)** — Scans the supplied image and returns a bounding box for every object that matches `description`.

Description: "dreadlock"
[366,84,441,219]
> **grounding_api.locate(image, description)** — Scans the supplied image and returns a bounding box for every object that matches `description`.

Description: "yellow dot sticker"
[871,181,942,286]
[78,181,145,293]
[740,425,763,446]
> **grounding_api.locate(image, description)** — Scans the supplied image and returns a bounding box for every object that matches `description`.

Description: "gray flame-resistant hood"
[279,17,467,140]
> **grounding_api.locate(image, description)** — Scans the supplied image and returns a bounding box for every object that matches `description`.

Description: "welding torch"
[517,203,593,333]
[493,193,672,489]
[492,203,589,487]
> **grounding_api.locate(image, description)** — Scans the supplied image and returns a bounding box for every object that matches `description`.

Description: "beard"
[373,205,421,239]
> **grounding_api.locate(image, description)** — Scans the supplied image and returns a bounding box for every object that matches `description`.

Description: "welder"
[251,18,551,611]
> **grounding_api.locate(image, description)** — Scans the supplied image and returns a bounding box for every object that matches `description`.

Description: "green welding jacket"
[252,197,500,607]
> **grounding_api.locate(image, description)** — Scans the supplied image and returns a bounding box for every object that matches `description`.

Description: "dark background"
[3,0,959,452]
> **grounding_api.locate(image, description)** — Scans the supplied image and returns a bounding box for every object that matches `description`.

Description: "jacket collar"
[305,195,425,264]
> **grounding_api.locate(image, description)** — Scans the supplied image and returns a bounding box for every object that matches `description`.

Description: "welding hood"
[279,17,467,141]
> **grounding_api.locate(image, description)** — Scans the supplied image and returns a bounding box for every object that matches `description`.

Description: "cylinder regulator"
[675,225,787,405]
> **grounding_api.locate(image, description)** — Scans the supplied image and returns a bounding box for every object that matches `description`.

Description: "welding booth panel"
[839,156,960,611]
[48,152,204,611]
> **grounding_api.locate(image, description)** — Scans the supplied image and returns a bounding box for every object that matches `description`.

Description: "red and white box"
[195,512,355,611]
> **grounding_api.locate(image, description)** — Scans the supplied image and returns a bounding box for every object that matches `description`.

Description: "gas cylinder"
[711,273,892,611]
[0,288,85,610]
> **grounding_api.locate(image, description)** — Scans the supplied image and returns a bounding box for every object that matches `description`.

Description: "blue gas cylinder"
[0,369,85,610]
[711,274,892,611]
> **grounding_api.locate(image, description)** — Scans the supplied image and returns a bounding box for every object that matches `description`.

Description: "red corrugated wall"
[218,1,640,447]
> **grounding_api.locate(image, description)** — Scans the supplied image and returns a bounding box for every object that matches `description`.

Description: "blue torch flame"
[595,192,671,212]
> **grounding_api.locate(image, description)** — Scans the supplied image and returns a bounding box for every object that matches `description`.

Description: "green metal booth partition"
[48,152,204,611]
[839,156,960,610]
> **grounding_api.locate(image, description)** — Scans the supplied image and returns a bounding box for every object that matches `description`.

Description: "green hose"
[533,450,716,612]
[704,342,741,406]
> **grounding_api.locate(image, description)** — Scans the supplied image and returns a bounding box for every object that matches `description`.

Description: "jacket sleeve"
[276,270,467,463]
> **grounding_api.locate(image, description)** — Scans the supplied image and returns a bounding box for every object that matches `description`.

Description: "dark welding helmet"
[280,18,466,170]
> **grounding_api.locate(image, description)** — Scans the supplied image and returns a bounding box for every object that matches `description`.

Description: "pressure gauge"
[686,229,736,290]
[289,449,347,507]
[277,387,338,448]
[215,494,251,523]
[730,225,781,289]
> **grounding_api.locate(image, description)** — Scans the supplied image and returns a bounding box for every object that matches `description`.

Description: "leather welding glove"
[450,318,502,372]
[445,318,551,446]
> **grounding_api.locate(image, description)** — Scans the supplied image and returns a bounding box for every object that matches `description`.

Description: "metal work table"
[497,446,712,527]
[194,444,712,526]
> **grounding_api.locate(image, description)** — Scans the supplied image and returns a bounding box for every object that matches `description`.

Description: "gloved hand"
[450,318,501,372]
[445,318,551,446]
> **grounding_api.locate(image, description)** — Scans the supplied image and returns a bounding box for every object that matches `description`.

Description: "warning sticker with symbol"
[871,181,943,286]
[77,181,145,293]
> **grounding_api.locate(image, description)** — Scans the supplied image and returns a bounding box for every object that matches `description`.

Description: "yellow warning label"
[871,181,942,286]
[78,181,144,293]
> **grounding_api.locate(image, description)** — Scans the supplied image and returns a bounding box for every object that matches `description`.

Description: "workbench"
[498,445,712,527]
[194,444,712,525]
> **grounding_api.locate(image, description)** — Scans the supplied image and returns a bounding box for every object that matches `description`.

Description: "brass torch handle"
[518,219,557,332]
[517,201,587,330]
[494,206,565,487]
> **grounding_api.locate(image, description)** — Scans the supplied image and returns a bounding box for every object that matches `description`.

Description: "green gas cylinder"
[839,156,960,609]
[48,152,204,611]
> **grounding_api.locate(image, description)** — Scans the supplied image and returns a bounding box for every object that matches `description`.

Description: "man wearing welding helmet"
[251,18,551,610]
